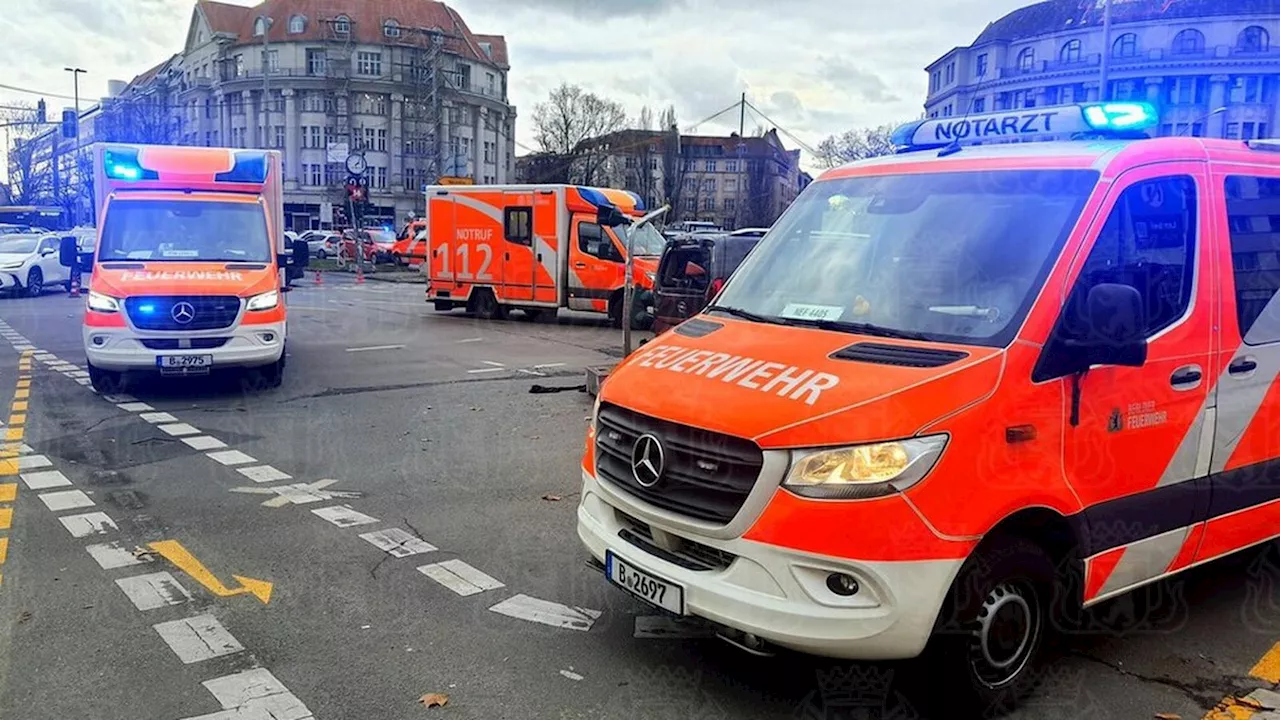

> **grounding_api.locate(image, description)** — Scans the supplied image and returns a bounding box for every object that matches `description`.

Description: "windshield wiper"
[704,304,785,325]
[783,317,932,341]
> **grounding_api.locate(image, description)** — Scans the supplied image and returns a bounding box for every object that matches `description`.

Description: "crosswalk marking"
[38,489,94,511]
[418,559,504,596]
[59,511,117,537]
[116,572,193,610]
[86,541,153,570]
[311,505,379,528]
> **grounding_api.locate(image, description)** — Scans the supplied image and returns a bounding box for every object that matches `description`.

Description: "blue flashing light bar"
[890,102,1160,154]
[103,146,159,181]
[576,186,612,208]
[214,150,270,183]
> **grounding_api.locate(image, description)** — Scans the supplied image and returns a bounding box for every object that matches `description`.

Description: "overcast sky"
[0,0,1030,173]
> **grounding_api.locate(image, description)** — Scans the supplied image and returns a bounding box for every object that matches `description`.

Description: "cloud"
[816,57,901,104]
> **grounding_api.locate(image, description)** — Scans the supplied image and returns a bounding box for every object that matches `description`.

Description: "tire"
[472,289,506,320]
[317,249,328,260]
[920,537,1057,718]
[608,292,624,329]
[87,362,124,394]
[25,267,43,297]
[242,358,284,391]
[516,308,548,322]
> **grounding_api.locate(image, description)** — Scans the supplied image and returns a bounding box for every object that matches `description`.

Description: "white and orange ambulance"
[578,102,1280,713]
[423,184,664,325]
[62,143,308,392]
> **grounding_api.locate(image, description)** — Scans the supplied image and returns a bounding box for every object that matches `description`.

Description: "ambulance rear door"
[427,192,460,296]
[499,190,533,301]
[532,188,560,305]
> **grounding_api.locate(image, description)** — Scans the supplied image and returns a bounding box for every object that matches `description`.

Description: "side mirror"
[59,236,78,267]
[596,205,629,228]
[1075,283,1148,368]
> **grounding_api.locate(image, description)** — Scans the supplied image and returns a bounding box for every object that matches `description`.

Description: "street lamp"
[64,67,87,227]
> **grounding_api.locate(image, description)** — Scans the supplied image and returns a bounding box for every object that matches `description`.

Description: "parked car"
[301,231,339,258]
[0,233,71,297]
[649,229,766,334]
[340,229,395,263]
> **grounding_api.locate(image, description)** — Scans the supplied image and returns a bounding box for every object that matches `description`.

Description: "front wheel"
[24,268,43,297]
[87,362,124,394]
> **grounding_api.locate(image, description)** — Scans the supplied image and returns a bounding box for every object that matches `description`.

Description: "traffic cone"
[355,262,365,284]
[314,269,322,285]
[69,271,81,298]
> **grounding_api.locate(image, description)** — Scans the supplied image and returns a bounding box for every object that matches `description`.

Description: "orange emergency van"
[61,143,308,392]
[423,184,664,325]
[578,102,1280,713]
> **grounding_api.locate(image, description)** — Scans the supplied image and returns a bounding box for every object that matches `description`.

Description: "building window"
[333,15,350,35]
[307,164,321,186]
[377,128,386,152]
[1166,76,1207,105]
[254,16,268,36]
[1173,28,1205,55]
[357,52,382,76]
[1060,39,1082,63]
[930,71,940,92]
[724,198,736,212]
[1108,79,1141,101]
[682,197,695,212]
[725,178,737,193]
[374,166,387,189]
[404,167,418,191]
[976,53,988,77]
[945,62,956,84]
[307,49,326,76]
[1017,47,1035,71]
[384,20,401,37]
[264,49,279,73]
[972,97,986,113]
[1240,26,1270,53]
[1227,123,1242,140]
[703,198,714,212]
[1113,33,1138,58]
[1229,76,1276,104]
[726,160,738,172]
[289,15,304,33]
[235,54,245,77]
[273,126,284,148]
[704,178,716,193]
[705,160,716,172]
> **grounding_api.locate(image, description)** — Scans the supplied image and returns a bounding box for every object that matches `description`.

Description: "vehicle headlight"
[782,435,948,500]
[645,271,655,282]
[246,290,279,311]
[87,291,120,313]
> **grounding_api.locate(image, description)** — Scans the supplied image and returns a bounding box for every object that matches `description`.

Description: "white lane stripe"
[20,469,72,490]
[482,360,505,367]
[67,371,89,379]
[488,594,600,631]
[192,668,314,719]
[344,344,406,352]
[207,450,257,466]
[16,455,52,470]
[59,512,117,537]
[153,615,245,664]
[359,528,437,557]
[182,436,227,450]
[455,338,483,343]
[158,423,201,437]
[38,489,95,511]
[139,412,179,424]
[311,505,379,528]
[116,572,193,610]
[75,378,91,385]
[418,559,504,596]
[267,483,332,505]
[117,402,155,412]
[467,368,505,374]
[86,541,153,569]
[237,465,291,483]
[102,394,137,404]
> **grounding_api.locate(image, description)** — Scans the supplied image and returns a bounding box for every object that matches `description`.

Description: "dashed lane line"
[115,571,194,611]
[181,436,227,451]
[181,668,315,720]
[153,614,245,664]
[20,469,72,489]
[344,344,406,352]
[235,465,291,483]
[418,559,505,596]
[311,505,379,528]
[359,528,437,557]
[58,512,118,538]
[86,541,154,570]
[488,594,601,631]
[37,489,95,512]
[206,450,257,466]
[0,348,33,587]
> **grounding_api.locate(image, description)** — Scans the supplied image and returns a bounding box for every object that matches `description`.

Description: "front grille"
[139,338,230,350]
[617,512,736,571]
[125,296,241,331]
[595,403,763,524]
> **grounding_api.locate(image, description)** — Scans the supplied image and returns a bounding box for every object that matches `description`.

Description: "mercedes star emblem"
[631,433,666,488]
[171,301,196,324]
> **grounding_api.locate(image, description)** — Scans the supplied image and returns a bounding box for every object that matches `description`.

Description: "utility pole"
[64,67,86,228]
[260,15,271,151]
[1098,0,1113,102]
[736,93,745,230]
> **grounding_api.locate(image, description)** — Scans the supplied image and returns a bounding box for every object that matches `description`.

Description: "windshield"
[0,237,37,254]
[712,169,1100,347]
[620,222,667,256]
[98,198,271,262]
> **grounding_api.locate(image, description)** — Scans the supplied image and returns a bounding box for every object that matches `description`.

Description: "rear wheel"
[471,289,506,320]
[87,362,124,394]
[24,268,43,297]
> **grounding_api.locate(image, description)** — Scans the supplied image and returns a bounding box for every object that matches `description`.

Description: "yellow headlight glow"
[792,443,910,485]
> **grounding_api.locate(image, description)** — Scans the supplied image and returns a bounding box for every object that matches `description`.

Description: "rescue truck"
[61,143,308,392]
[423,184,664,326]
[577,101,1280,714]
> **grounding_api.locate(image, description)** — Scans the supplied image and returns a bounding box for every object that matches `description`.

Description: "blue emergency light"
[103,146,159,181]
[214,151,270,183]
[890,102,1160,154]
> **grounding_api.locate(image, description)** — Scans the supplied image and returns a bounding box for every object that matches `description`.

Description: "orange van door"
[533,191,559,304]
[500,192,534,301]
[567,214,623,312]
[1036,167,1212,603]
[427,195,460,295]
[1195,169,1280,564]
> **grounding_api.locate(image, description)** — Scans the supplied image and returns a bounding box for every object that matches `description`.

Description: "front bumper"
[577,469,961,660]
[84,321,286,372]
[0,271,22,290]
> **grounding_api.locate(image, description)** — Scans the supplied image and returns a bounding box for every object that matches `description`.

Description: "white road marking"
[455,337,483,344]
[482,360,505,367]
[488,594,601,631]
[418,559,505,596]
[207,450,257,466]
[232,479,356,507]
[38,489,95,511]
[75,378,91,385]
[86,541,153,569]
[117,402,155,412]
[467,368,505,374]
[633,615,715,639]
[102,394,137,404]
[187,668,315,720]
[159,423,201,437]
[359,528,437,557]
[236,465,291,483]
[7,443,33,455]
[153,614,245,664]
[344,344,406,352]
[182,436,227,450]
[59,512,117,537]
[534,363,567,370]
[311,505,379,528]
[66,371,89,378]
[20,469,72,490]
[139,412,179,424]
[560,670,584,681]
[116,571,193,610]
[16,455,52,470]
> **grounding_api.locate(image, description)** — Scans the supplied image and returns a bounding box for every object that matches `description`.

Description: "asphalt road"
[1,274,1279,719]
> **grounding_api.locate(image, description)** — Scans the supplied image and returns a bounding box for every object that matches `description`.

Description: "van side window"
[1225,175,1280,344]
[504,207,532,246]
[578,221,621,261]
[1056,176,1197,343]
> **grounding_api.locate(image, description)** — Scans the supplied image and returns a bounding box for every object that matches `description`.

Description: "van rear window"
[99,199,271,263]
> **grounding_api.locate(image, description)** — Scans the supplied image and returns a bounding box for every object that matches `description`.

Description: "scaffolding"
[322,16,356,192]
[391,26,449,202]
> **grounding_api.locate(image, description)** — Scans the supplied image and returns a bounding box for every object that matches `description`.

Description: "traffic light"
[36,100,46,124]
[61,109,77,139]
[346,181,366,204]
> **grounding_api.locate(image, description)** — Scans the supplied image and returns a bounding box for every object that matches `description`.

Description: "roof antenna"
[938,65,988,157]
[1178,107,1227,136]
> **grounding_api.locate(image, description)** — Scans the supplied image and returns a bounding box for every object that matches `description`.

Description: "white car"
[0,233,71,297]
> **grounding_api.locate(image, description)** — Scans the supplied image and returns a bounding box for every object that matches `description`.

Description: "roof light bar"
[890,102,1159,154]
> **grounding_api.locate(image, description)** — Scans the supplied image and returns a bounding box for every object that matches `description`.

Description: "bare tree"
[97,93,183,145]
[531,83,626,186]
[816,123,898,168]
[1,103,53,205]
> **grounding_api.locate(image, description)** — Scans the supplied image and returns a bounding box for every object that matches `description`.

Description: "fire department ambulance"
[578,102,1280,712]
[423,184,664,325]
[61,143,307,392]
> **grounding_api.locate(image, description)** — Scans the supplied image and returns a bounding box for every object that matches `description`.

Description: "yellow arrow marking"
[147,540,273,604]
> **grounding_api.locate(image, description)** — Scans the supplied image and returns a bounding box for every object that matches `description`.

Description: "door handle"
[1170,365,1202,388]
[505,252,510,261]
[1229,357,1258,376]
[574,262,587,269]
[537,253,542,262]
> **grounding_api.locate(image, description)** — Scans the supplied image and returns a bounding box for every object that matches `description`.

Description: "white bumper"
[84,321,285,372]
[576,469,962,660]
[0,269,24,290]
